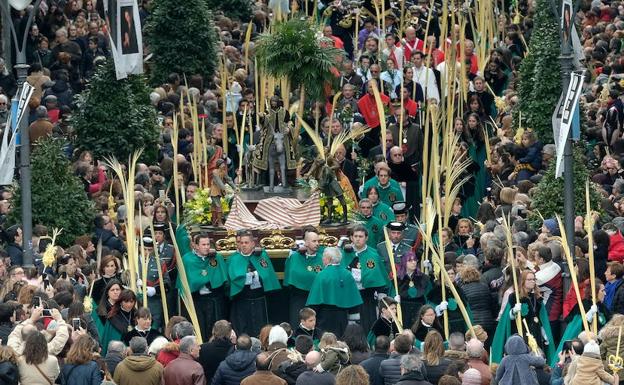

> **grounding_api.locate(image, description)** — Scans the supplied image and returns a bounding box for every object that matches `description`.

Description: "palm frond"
[298,115,326,160]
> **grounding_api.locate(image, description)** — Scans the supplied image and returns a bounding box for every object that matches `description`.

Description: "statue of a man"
[252,96,297,190]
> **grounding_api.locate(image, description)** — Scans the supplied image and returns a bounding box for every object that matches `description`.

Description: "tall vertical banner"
[0,82,34,185]
[555,70,585,178]
[104,0,143,80]
[561,0,572,49]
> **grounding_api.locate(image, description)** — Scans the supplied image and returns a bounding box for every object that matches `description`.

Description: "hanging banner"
[552,93,564,152]
[104,0,143,80]
[555,70,585,178]
[0,82,34,185]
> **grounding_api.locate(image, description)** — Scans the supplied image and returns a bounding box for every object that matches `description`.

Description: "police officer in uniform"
[391,202,419,247]
[137,236,171,332]
[355,198,385,247]
[178,232,228,339]
[376,222,412,277]
[153,223,178,316]
[228,230,281,337]
[284,227,325,327]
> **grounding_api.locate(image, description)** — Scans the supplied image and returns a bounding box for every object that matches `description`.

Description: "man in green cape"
[343,225,389,332]
[550,301,606,366]
[360,163,404,206]
[355,199,385,247]
[283,227,325,327]
[228,230,281,337]
[177,233,229,339]
[307,246,363,337]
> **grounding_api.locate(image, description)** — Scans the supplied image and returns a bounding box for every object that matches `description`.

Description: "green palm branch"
[256,18,344,102]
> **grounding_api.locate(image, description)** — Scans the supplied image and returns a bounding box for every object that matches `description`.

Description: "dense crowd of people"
[2,0,624,385]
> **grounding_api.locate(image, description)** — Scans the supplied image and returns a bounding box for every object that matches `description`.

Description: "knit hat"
[462,368,481,385]
[542,218,560,236]
[583,340,600,355]
[268,325,288,346]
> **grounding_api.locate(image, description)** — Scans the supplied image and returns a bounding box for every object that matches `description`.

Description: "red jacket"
[563,279,588,319]
[608,231,624,263]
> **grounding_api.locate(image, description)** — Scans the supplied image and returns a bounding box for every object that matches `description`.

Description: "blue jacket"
[61,361,102,385]
[495,335,545,385]
[211,350,257,385]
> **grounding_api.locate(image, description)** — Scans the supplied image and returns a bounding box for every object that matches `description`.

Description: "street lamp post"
[549,0,577,296]
[1,0,41,267]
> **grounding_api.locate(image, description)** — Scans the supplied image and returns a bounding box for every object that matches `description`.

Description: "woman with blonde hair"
[335,364,369,385]
[61,335,102,385]
[422,330,451,384]
[0,345,19,385]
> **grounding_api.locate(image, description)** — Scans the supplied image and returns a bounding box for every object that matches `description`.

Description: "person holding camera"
[179,233,228,340]
[228,230,281,337]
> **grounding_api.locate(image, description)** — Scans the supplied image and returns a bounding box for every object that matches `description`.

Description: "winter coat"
[0,361,19,385]
[360,352,389,385]
[17,355,60,385]
[610,279,624,315]
[294,371,335,385]
[379,352,408,385]
[240,371,286,385]
[94,228,126,254]
[467,358,492,385]
[494,335,545,385]
[43,79,74,109]
[103,352,124,377]
[563,281,588,318]
[162,353,206,385]
[6,244,23,267]
[608,231,624,263]
[267,343,291,376]
[568,353,616,385]
[276,360,306,385]
[319,346,349,375]
[460,281,495,332]
[156,342,179,367]
[60,361,102,385]
[395,370,433,385]
[0,323,13,346]
[444,350,468,362]
[113,354,163,385]
[423,358,451,385]
[350,350,370,365]
[600,323,624,372]
[198,339,233,383]
[212,349,257,385]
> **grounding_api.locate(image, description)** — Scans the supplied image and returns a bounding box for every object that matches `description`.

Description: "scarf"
[605,279,620,310]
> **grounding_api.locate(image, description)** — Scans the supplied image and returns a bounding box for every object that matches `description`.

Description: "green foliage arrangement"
[528,146,602,228]
[517,0,561,144]
[256,18,343,102]
[71,59,159,162]
[205,0,253,20]
[8,139,95,246]
[145,0,219,85]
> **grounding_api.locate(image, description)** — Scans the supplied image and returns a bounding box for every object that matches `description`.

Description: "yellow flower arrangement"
[183,187,231,225]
